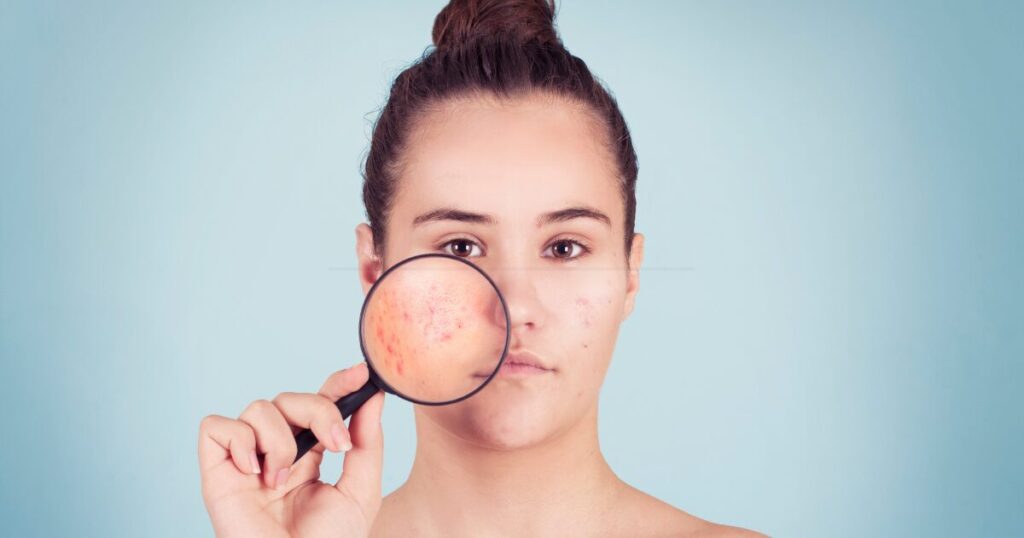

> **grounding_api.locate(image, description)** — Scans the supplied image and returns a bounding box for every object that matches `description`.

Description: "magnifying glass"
[291,253,511,462]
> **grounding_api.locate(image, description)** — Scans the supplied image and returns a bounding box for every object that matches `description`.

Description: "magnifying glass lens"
[360,254,508,404]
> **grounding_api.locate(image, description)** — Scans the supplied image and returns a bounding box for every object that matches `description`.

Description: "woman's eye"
[544,239,589,261]
[441,238,483,258]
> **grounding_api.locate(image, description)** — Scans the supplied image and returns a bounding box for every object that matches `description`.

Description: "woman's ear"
[354,223,383,295]
[621,232,645,321]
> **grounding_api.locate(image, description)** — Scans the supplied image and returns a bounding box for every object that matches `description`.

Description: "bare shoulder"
[609,483,768,538]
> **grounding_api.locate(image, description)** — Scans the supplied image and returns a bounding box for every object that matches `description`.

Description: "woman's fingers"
[318,362,371,401]
[272,392,351,453]
[199,364,372,494]
[335,389,385,517]
[239,399,296,489]
[318,363,385,515]
[198,414,260,476]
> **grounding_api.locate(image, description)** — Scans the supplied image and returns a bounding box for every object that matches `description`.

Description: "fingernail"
[331,423,344,452]
[341,436,352,452]
[249,451,261,474]
[275,467,290,489]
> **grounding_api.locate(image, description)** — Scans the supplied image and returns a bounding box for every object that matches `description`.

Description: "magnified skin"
[362,256,506,402]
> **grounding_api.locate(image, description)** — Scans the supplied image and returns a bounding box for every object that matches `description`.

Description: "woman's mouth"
[474,350,554,378]
[496,360,550,376]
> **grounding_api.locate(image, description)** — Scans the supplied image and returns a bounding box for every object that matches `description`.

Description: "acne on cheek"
[371,289,423,378]
[574,293,616,346]
[574,294,614,328]
[421,296,468,343]
[371,285,477,377]
[574,297,592,327]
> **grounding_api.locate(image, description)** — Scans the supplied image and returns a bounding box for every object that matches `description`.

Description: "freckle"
[607,298,612,304]
[583,343,589,349]
[403,311,410,321]
[456,320,463,329]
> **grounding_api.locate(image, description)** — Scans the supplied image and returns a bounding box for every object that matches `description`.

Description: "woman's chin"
[424,398,561,451]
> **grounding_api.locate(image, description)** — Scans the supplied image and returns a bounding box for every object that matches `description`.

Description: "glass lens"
[360,254,509,403]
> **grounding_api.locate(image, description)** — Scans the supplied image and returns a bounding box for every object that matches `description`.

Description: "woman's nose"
[488,266,545,334]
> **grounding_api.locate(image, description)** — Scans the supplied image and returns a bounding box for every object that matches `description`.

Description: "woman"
[198,1,765,536]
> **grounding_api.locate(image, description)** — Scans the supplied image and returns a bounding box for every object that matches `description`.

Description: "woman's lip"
[495,360,552,376]
[503,351,552,371]
[472,351,554,377]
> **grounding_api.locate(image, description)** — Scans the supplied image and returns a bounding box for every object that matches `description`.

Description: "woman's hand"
[198,363,385,538]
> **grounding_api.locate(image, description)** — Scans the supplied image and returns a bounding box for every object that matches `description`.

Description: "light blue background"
[1,1,1021,536]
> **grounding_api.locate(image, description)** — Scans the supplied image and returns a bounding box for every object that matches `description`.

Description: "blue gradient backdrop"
[2,1,1021,536]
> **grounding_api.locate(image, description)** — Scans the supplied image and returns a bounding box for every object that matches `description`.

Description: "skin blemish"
[575,296,596,327]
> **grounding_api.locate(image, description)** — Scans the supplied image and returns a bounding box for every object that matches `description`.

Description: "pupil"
[453,241,471,256]
[554,242,572,257]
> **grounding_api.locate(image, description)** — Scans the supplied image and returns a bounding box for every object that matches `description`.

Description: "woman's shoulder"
[609,482,768,538]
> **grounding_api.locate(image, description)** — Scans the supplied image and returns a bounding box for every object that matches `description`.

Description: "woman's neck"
[389,404,624,535]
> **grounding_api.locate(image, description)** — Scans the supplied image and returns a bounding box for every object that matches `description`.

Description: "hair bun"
[432,0,560,50]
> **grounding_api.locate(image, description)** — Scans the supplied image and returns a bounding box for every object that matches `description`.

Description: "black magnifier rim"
[357,252,511,406]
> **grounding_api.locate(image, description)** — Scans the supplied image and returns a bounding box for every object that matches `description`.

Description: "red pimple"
[396,360,404,375]
[441,332,452,341]
[576,297,589,306]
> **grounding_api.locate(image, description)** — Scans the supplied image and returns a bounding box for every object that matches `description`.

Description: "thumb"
[334,390,384,518]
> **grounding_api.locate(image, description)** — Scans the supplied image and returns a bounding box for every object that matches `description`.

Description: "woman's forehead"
[393,96,621,227]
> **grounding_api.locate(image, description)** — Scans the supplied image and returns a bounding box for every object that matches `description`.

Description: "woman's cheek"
[574,296,593,327]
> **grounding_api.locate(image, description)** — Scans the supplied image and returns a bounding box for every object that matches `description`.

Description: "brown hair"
[362,0,638,258]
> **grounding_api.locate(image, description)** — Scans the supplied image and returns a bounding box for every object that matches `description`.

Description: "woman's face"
[356,93,644,449]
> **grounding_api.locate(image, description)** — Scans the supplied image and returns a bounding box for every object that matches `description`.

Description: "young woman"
[198,1,764,536]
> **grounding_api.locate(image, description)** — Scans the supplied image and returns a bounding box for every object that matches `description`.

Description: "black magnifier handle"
[292,379,380,463]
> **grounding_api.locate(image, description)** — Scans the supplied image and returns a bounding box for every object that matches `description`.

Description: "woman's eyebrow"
[412,208,495,226]
[539,206,611,227]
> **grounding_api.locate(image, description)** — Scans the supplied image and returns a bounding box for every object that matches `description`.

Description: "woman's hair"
[362,0,638,258]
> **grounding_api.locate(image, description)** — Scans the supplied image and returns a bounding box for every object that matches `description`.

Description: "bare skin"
[197,93,766,537]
